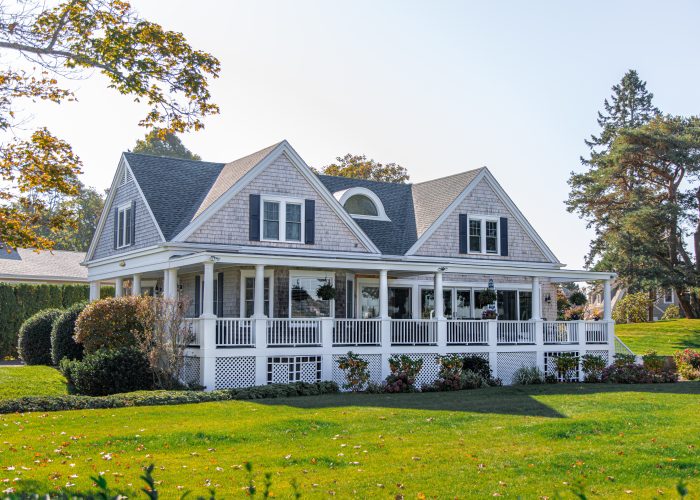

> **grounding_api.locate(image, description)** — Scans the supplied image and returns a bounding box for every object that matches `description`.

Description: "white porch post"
[200,260,216,390]
[532,277,544,373]
[253,264,268,386]
[434,270,447,347]
[89,281,100,301]
[132,273,141,296]
[162,270,169,298]
[379,269,391,379]
[603,279,612,321]
[166,268,178,299]
[114,277,124,298]
[531,277,541,320]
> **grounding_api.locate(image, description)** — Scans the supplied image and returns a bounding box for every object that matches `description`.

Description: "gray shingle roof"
[0,248,87,282]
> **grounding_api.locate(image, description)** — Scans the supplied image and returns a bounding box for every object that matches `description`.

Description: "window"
[486,220,498,253]
[240,270,274,318]
[420,288,453,319]
[290,275,333,318]
[344,195,378,216]
[261,197,304,242]
[468,217,499,255]
[469,220,481,252]
[664,288,673,304]
[360,286,379,318]
[117,204,133,248]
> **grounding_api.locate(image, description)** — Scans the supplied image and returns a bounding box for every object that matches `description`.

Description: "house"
[587,280,683,321]
[84,141,617,389]
[0,247,88,285]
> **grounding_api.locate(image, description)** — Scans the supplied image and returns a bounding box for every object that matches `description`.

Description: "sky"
[11,0,700,269]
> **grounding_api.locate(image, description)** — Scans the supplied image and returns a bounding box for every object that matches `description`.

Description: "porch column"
[531,277,541,320]
[379,269,389,319]
[603,279,612,321]
[379,269,391,379]
[132,273,142,296]
[434,271,447,348]
[200,260,216,390]
[253,264,268,385]
[253,264,266,318]
[89,281,100,301]
[162,270,170,298]
[114,277,123,297]
[166,268,178,300]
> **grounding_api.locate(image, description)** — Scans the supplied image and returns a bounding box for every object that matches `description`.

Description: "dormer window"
[334,187,390,221]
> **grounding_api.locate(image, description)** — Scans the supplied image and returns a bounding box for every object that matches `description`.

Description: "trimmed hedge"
[51,302,87,364]
[74,296,150,354]
[0,283,114,358]
[0,381,339,414]
[17,309,63,365]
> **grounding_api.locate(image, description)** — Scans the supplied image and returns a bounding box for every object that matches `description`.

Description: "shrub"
[384,354,423,393]
[461,370,490,389]
[50,302,87,365]
[602,362,677,384]
[613,353,637,366]
[462,354,492,379]
[563,305,585,320]
[581,354,607,382]
[336,351,370,391]
[17,308,63,365]
[613,291,653,323]
[673,349,700,380]
[569,290,587,306]
[512,366,545,385]
[62,346,153,396]
[75,296,152,354]
[423,354,500,391]
[661,303,681,320]
[642,350,667,375]
[553,352,579,382]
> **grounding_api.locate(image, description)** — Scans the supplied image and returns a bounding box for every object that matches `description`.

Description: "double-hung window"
[117,204,133,248]
[468,217,499,255]
[261,197,303,242]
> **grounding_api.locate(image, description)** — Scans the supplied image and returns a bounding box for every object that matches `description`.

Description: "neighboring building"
[84,141,617,389]
[587,280,682,321]
[0,247,88,284]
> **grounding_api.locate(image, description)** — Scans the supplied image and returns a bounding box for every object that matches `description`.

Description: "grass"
[0,365,67,400]
[0,383,698,498]
[616,318,700,355]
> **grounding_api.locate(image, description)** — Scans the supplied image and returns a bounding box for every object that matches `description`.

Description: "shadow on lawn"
[258,381,700,419]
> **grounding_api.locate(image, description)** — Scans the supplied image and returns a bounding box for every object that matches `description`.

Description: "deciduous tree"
[319,153,409,183]
[132,128,201,160]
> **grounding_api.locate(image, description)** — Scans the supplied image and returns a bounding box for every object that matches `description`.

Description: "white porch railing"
[447,320,489,345]
[543,321,579,344]
[267,318,322,346]
[216,318,254,347]
[183,318,201,346]
[585,322,608,343]
[333,319,381,346]
[614,335,634,356]
[497,320,535,344]
[391,319,437,345]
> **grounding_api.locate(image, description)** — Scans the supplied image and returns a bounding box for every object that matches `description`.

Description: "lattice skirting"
[268,356,322,384]
[215,356,256,389]
[544,351,580,382]
[497,351,537,385]
[181,356,201,386]
[332,354,382,391]
[586,350,610,366]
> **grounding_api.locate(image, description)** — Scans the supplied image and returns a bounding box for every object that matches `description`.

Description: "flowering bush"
[336,351,370,391]
[423,354,500,391]
[563,306,585,321]
[642,351,667,374]
[661,304,681,320]
[613,353,637,366]
[585,306,602,321]
[581,354,607,382]
[673,349,700,380]
[384,354,423,392]
[75,296,152,354]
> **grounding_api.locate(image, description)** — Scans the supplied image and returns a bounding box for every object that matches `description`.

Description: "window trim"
[260,195,305,243]
[116,203,133,249]
[663,288,673,304]
[467,215,500,255]
[240,269,275,318]
[333,187,390,221]
[288,269,335,318]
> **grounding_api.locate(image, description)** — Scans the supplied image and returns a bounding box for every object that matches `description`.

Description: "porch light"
[544,293,552,303]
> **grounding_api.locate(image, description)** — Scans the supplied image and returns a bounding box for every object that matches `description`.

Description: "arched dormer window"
[334,187,390,221]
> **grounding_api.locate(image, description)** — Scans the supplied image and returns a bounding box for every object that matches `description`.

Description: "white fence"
[333,319,381,346]
[585,322,608,343]
[543,321,579,344]
[391,319,437,345]
[447,320,489,345]
[497,320,535,344]
[267,318,322,346]
[216,318,254,347]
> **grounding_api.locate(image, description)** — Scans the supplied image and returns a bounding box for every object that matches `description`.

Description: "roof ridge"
[123,151,224,165]
[412,167,485,187]
[223,141,284,166]
[318,174,413,187]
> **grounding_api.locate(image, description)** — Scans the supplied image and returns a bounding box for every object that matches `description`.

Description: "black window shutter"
[194,275,201,316]
[249,194,261,241]
[113,207,119,249]
[130,200,136,246]
[304,199,315,244]
[500,217,509,256]
[458,213,468,254]
[217,272,224,317]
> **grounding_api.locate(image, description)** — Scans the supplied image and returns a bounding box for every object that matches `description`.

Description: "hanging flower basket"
[478,289,497,308]
[317,281,337,301]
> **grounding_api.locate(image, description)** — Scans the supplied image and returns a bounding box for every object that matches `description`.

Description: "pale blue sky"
[22,0,700,268]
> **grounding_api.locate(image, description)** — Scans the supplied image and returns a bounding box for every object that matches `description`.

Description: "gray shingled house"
[83,140,618,389]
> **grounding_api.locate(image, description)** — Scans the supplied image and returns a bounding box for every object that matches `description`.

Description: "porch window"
[469,219,481,252]
[244,277,270,317]
[420,289,452,319]
[519,291,533,320]
[290,276,332,318]
[389,287,412,319]
[485,220,498,253]
[360,286,379,318]
[117,204,133,248]
[454,289,472,319]
[263,201,280,240]
[497,290,518,320]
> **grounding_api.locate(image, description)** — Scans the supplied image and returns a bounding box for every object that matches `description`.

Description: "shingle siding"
[92,178,161,260]
[187,153,371,253]
[414,178,550,262]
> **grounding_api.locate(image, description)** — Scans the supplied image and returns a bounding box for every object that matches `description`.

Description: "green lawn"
[0,383,698,498]
[616,318,700,355]
[0,365,67,400]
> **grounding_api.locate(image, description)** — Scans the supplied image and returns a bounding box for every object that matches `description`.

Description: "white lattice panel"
[271,363,289,384]
[267,356,322,385]
[300,362,318,383]
[215,356,256,389]
[544,351,580,382]
[391,353,439,388]
[586,350,610,366]
[497,351,537,385]
[331,354,382,390]
[181,356,201,385]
